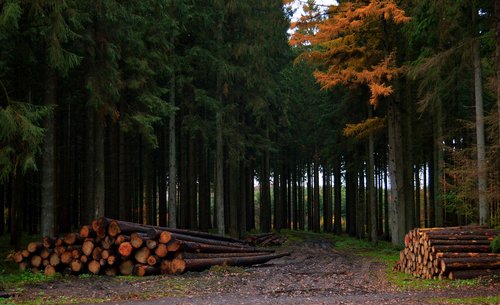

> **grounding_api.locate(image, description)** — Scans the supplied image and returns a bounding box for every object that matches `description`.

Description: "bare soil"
[7,234,500,305]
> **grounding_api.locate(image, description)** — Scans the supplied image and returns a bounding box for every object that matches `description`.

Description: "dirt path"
[10,234,500,305]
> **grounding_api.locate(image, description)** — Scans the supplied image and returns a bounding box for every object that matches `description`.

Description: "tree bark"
[216,111,224,236]
[333,158,342,234]
[94,110,105,220]
[388,98,405,246]
[199,139,210,232]
[472,37,488,225]
[368,106,377,242]
[168,69,177,228]
[260,149,271,232]
[41,66,56,237]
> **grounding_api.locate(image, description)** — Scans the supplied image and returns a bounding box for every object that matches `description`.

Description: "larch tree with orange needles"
[291,0,410,245]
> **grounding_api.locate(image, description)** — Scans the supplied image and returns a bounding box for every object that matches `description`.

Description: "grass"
[431,296,500,304]
[331,234,486,291]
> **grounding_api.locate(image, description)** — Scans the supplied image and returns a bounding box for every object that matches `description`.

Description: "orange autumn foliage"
[291,0,409,107]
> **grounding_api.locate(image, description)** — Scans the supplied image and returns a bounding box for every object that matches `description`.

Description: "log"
[147,255,160,266]
[436,252,500,259]
[134,247,151,264]
[42,236,57,248]
[161,259,186,275]
[13,252,24,263]
[101,250,110,260]
[155,244,168,258]
[448,269,500,280]
[440,257,500,272]
[88,260,101,274]
[181,252,272,259]
[60,251,73,264]
[80,255,88,264]
[92,247,103,260]
[49,252,60,266]
[183,252,290,272]
[70,259,83,273]
[114,235,130,245]
[119,260,134,275]
[107,219,151,237]
[30,255,42,268]
[103,217,244,244]
[118,242,134,257]
[104,267,118,276]
[42,259,49,267]
[107,255,117,266]
[428,239,491,245]
[40,248,51,259]
[101,236,115,250]
[21,249,30,258]
[82,240,95,256]
[44,265,56,276]
[93,217,109,239]
[166,240,181,252]
[130,233,145,249]
[181,241,274,254]
[79,225,94,238]
[27,242,43,253]
[432,245,491,253]
[64,233,82,245]
[146,239,158,250]
[19,262,28,271]
[134,264,160,276]
[424,234,494,241]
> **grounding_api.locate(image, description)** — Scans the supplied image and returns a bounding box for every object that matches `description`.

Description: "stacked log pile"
[244,233,287,247]
[12,218,289,277]
[394,226,500,280]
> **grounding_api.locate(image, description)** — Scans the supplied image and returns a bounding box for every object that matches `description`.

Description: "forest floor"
[1,231,499,305]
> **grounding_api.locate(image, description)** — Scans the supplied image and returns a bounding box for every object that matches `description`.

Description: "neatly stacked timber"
[394,226,500,280]
[12,218,289,276]
[244,233,287,247]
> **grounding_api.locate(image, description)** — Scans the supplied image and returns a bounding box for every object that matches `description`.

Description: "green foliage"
[491,235,500,253]
[0,96,50,181]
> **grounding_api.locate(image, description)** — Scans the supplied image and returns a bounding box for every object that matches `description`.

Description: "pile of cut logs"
[394,226,500,280]
[244,233,287,247]
[12,218,289,276]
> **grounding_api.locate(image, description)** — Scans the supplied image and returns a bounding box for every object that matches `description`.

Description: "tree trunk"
[313,159,320,233]
[473,37,488,225]
[188,137,197,229]
[239,160,247,236]
[357,162,365,239]
[94,111,105,219]
[333,158,342,234]
[10,170,23,250]
[388,98,405,246]
[274,165,282,232]
[323,167,332,232]
[346,159,357,236]
[298,162,305,231]
[368,106,377,242]
[415,165,421,228]
[496,0,500,146]
[119,117,131,222]
[41,66,56,237]
[228,161,239,238]
[168,70,177,228]
[199,139,210,232]
[216,112,225,236]
[260,149,271,232]
[158,126,167,227]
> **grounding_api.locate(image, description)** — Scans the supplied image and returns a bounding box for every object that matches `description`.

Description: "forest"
[0,0,499,250]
